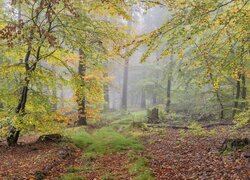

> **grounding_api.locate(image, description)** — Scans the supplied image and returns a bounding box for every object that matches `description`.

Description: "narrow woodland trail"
[145,128,250,179]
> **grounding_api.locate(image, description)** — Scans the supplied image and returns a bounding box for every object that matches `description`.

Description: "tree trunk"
[52,88,57,111]
[77,48,87,126]
[165,53,174,113]
[152,94,157,105]
[148,108,160,124]
[121,13,132,110]
[141,90,146,108]
[7,56,30,146]
[241,72,247,109]
[208,67,224,120]
[215,91,224,120]
[121,58,129,110]
[104,72,110,110]
[6,126,20,146]
[52,65,57,111]
[233,75,241,118]
[166,78,171,113]
[60,85,64,108]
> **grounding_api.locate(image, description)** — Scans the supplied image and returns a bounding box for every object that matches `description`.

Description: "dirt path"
[145,128,250,179]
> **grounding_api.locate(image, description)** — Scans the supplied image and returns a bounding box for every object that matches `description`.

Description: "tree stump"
[220,138,250,152]
[147,108,160,124]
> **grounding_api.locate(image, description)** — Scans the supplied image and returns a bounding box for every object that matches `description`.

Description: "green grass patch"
[66,127,144,157]
[128,156,154,180]
[100,172,117,180]
[66,167,82,173]
[60,174,84,180]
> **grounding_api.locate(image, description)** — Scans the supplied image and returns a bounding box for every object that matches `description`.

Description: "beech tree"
[128,0,249,119]
[0,0,131,145]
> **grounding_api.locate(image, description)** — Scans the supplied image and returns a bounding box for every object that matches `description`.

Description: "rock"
[37,134,62,143]
[58,149,70,159]
[244,152,250,158]
[220,138,250,152]
[34,171,46,180]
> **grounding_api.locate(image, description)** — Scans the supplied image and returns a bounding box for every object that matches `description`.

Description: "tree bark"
[77,48,87,126]
[241,72,247,109]
[104,72,110,110]
[233,74,241,118]
[52,65,57,111]
[7,47,32,146]
[141,90,146,108]
[166,78,171,113]
[152,94,157,105]
[6,126,20,146]
[165,53,174,113]
[207,63,224,120]
[121,58,129,110]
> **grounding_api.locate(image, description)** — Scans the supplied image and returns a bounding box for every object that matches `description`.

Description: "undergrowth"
[128,156,154,180]
[65,127,144,158]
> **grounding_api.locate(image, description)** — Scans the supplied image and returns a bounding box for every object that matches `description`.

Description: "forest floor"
[0,112,250,179]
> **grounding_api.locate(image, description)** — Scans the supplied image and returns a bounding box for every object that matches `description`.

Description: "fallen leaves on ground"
[0,127,249,179]
[145,127,250,179]
[0,136,80,179]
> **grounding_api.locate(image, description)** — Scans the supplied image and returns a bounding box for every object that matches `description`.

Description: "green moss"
[128,157,154,180]
[66,127,143,157]
[66,167,81,173]
[60,174,84,180]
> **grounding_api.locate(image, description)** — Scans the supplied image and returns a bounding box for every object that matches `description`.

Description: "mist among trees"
[0,0,249,179]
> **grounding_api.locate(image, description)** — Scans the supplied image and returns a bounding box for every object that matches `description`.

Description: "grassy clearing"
[61,110,154,179]
[65,126,144,158]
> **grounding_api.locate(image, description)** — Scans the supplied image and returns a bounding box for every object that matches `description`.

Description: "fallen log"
[202,122,235,128]
[147,122,235,129]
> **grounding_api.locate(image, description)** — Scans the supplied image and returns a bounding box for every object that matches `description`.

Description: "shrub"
[234,109,250,128]
[188,122,206,137]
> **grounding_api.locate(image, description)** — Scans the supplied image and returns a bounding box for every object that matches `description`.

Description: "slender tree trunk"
[241,72,247,109]
[52,65,57,110]
[121,58,129,110]
[205,58,224,120]
[7,49,31,146]
[60,85,64,108]
[121,13,132,110]
[233,75,241,118]
[141,90,146,108]
[215,91,224,120]
[166,78,171,113]
[152,94,157,105]
[77,48,87,126]
[52,88,57,111]
[165,53,174,113]
[209,73,224,120]
[104,71,110,110]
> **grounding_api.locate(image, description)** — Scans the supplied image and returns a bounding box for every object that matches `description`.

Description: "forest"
[0,0,249,179]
